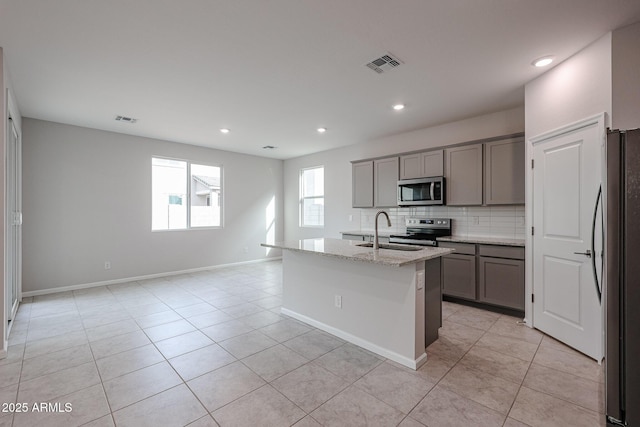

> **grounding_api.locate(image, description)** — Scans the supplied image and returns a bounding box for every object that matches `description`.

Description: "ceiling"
[1,1,639,160]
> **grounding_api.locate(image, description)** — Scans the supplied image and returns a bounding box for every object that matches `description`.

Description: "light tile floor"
[0,260,605,427]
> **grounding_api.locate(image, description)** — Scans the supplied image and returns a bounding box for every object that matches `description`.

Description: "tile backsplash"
[360,205,526,240]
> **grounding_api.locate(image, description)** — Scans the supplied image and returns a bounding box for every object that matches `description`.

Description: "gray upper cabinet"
[399,150,444,180]
[422,150,444,177]
[353,132,524,208]
[374,157,399,207]
[352,157,398,208]
[352,161,374,208]
[399,153,421,180]
[484,137,525,205]
[445,144,483,205]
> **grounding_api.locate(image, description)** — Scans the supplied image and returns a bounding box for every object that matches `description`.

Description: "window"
[300,166,324,227]
[152,157,222,230]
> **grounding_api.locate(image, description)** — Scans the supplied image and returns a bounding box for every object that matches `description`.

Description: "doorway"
[529,113,605,361]
[6,115,21,326]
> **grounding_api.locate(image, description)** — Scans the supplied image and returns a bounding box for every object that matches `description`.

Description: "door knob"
[574,249,592,258]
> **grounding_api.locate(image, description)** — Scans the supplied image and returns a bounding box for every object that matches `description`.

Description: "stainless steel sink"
[356,242,422,251]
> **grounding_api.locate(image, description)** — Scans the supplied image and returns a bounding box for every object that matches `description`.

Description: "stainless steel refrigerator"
[606,128,640,427]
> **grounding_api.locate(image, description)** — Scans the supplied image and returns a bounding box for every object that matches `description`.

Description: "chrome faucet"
[374,210,392,250]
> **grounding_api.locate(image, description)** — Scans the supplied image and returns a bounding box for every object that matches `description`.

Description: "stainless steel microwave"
[397,177,445,206]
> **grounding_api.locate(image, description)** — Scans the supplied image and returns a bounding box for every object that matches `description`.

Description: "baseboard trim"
[281,307,426,370]
[22,257,282,298]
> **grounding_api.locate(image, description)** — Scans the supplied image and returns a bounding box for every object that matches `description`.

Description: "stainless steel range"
[389,218,451,246]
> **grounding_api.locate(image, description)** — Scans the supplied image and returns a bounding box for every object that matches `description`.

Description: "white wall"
[612,21,640,130]
[22,119,284,293]
[525,33,612,137]
[283,106,525,241]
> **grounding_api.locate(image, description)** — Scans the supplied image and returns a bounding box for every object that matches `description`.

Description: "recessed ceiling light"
[532,56,554,67]
[317,127,327,133]
[392,104,405,111]
[220,128,230,134]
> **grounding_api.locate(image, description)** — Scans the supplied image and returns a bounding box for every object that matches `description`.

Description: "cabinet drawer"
[478,256,525,310]
[439,242,476,255]
[478,245,524,260]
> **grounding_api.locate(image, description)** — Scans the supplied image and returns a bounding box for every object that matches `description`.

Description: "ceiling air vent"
[365,53,403,74]
[115,115,137,124]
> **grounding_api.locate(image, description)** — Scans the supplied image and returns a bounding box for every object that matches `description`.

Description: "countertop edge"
[436,236,525,247]
[261,240,454,267]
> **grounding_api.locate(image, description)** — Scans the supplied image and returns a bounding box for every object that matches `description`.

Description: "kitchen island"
[261,238,453,369]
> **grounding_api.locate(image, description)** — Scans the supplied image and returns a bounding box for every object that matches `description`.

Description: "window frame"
[299,165,325,228]
[151,156,224,231]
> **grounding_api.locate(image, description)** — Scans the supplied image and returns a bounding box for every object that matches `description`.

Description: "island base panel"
[281,251,429,369]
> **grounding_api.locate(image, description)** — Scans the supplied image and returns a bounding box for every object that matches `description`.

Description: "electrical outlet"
[104,261,111,270]
[471,216,479,225]
[243,246,249,254]
[334,295,342,309]
[348,214,353,222]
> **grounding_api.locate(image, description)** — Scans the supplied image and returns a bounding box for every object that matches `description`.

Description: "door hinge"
[531,226,534,236]
[531,159,534,169]
[531,294,535,303]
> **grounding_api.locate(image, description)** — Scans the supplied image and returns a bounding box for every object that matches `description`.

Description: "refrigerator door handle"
[591,185,602,304]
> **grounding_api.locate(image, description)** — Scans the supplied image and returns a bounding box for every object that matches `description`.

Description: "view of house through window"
[152,157,222,230]
[300,166,324,227]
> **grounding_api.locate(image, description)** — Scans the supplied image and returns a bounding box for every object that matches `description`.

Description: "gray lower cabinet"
[441,241,525,311]
[477,244,525,310]
[478,256,525,310]
[442,254,476,300]
[440,242,477,300]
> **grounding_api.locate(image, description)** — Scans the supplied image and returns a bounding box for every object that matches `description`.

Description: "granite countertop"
[340,230,394,237]
[261,238,454,267]
[437,236,526,247]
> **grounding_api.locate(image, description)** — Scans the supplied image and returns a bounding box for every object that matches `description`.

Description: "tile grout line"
[431,311,528,424]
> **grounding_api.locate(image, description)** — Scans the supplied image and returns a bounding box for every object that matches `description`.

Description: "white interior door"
[6,117,21,323]
[532,118,603,361]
